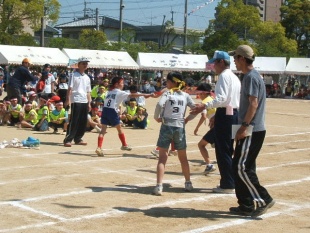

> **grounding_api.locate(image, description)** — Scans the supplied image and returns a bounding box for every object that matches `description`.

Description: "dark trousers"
[64,103,88,144]
[233,130,272,208]
[6,85,22,105]
[214,108,238,189]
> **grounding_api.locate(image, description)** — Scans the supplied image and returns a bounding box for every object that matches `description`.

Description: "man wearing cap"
[6,58,36,105]
[42,64,56,96]
[190,50,241,194]
[63,57,92,147]
[229,45,275,217]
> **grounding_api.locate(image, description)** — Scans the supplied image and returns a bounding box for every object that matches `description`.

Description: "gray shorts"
[156,124,186,150]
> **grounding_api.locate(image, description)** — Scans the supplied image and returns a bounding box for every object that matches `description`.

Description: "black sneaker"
[229,206,253,216]
[251,200,275,217]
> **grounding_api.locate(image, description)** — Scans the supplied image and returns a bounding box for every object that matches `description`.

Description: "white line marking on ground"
[181,203,310,233]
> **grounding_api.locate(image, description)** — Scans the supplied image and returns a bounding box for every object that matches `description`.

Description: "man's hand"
[189,103,205,115]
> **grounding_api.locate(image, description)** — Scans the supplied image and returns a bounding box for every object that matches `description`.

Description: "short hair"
[111,76,124,87]
[129,85,138,92]
[196,83,212,92]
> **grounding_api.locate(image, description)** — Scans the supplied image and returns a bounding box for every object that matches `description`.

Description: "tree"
[48,37,80,49]
[249,22,297,57]
[203,0,298,57]
[202,0,260,57]
[280,0,310,57]
[79,29,109,50]
[0,0,60,44]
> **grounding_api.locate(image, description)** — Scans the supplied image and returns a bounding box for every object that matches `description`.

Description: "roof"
[55,16,140,30]
[0,45,69,66]
[230,56,287,74]
[137,52,209,72]
[63,48,139,70]
[285,58,310,75]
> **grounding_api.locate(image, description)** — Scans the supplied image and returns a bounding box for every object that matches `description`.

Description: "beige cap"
[229,45,255,61]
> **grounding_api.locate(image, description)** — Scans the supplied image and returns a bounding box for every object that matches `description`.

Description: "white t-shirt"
[68,71,91,103]
[44,73,55,94]
[103,88,130,112]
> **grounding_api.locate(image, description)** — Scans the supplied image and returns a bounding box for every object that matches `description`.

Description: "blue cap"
[207,51,230,64]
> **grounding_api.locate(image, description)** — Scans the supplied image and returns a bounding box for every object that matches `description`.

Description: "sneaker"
[95,147,104,157]
[229,206,253,216]
[64,142,72,147]
[251,200,275,217]
[53,128,58,134]
[153,184,163,196]
[184,181,193,192]
[168,150,177,156]
[121,145,132,151]
[203,164,216,175]
[151,149,159,158]
[212,185,235,194]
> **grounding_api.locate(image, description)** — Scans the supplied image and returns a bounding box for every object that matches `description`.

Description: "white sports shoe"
[151,149,159,158]
[184,181,193,192]
[121,145,132,151]
[153,184,163,196]
[212,185,235,194]
[168,150,177,156]
[203,164,216,175]
[95,148,104,157]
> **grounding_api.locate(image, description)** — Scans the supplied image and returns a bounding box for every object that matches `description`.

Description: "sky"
[56,0,218,30]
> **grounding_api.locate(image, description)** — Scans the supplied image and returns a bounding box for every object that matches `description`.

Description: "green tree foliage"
[249,22,297,57]
[203,0,298,57]
[280,0,310,56]
[48,37,80,49]
[0,0,60,44]
[78,29,109,50]
[203,0,260,57]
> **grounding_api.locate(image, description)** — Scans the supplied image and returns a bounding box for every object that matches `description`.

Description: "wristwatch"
[242,121,250,127]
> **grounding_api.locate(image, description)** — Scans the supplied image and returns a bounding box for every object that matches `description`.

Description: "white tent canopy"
[230,56,287,74]
[0,45,69,66]
[62,48,139,70]
[137,53,209,72]
[285,58,310,75]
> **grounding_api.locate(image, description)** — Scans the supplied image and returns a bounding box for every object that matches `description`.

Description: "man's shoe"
[121,145,132,151]
[95,148,104,157]
[229,206,253,216]
[203,164,216,175]
[251,200,275,217]
[64,142,72,147]
[212,185,235,194]
[75,141,87,145]
[184,181,193,192]
[151,149,159,158]
[153,184,163,196]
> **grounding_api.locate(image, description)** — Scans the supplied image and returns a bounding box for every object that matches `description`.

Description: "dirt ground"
[0,97,309,233]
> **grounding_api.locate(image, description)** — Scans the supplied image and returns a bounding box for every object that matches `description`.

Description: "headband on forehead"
[25,103,32,107]
[40,97,47,102]
[56,102,63,106]
[10,98,18,101]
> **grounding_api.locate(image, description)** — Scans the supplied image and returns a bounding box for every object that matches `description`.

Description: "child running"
[194,83,217,175]
[95,76,155,157]
[153,71,197,195]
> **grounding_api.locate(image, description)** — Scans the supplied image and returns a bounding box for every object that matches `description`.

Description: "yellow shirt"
[202,96,216,119]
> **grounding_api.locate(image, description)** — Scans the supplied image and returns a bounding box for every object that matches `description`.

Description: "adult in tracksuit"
[63,57,91,147]
[191,51,241,193]
[229,45,275,217]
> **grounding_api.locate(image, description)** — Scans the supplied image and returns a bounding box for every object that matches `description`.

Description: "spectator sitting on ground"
[5,96,23,126]
[120,98,138,127]
[27,91,38,110]
[33,95,49,131]
[86,103,102,133]
[49,101,68,134]
[122,85,146,107]
[20,101,38,129]
[0,100,7,125]
[133,106,149,129]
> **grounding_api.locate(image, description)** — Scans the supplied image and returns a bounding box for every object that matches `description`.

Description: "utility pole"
[183,0,188,53]
[170,7,174,25]
[119,0,124,43]
[96,8,99,31]
[40,6,47,47]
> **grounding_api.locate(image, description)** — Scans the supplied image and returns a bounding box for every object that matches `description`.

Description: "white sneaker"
[212,185,235,194]
[95,147,104,157]
[184,181,193,192]
[168,150,177,156]
[151,149,159,158]
[153,184,163,196]
[121,145,132,151]
[203,164,216,175]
